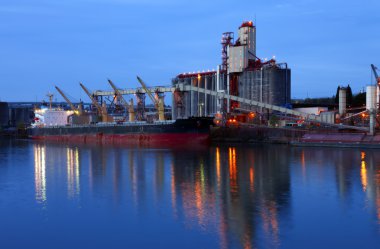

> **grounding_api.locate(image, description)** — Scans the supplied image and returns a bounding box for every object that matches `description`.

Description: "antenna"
[46,92,54,110]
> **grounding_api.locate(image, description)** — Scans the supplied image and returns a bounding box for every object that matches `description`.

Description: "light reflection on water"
[66,147,80,199]
[0,140,380,249]
[32,144,380,248]
[34,144,46,203]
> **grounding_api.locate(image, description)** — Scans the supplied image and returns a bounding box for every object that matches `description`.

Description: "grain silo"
[172,21,291,118]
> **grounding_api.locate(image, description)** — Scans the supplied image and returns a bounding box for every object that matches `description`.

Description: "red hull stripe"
[31,133,210,146]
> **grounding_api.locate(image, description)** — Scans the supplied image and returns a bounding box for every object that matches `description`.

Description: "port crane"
[107,79,135,121]
[136,76,165,121]
[371,64,380,85]
[55,86,82,115]
[80,82,112,122]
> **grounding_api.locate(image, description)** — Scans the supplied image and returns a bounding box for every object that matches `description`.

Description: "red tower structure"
[221,32,234,72]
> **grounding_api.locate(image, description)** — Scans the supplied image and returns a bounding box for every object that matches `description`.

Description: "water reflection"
[293,148,380,226]
[31,143,380,248]
[360,151,380,224]
[67,147,80,199]
[361,152,368,192]
[34,144,46,203]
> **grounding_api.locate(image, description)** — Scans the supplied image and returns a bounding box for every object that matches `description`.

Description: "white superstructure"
[33,108,73,127]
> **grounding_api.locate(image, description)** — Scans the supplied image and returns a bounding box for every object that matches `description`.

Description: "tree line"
[294,85,366,107]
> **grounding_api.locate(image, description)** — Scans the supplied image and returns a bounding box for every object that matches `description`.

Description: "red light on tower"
[240,21,254,28]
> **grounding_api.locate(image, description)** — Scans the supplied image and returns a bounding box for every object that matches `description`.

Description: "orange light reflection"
[360,160,368,192]
[216,147,221,188]
[229,147,237,193]
[249,167,255,192]
[301,150,306,178]
[361,151,366,161]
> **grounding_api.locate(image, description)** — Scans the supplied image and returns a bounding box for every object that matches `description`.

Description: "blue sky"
[0,0,379,102]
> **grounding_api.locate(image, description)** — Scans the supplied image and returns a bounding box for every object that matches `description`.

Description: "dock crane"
[79,82,112,123]
[371,64,380,85]
[107,79,135,122]
[136,76,165,121]
[55,86,82,115]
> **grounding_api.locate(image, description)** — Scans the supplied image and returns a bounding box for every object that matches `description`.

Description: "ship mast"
[46,92,53,110]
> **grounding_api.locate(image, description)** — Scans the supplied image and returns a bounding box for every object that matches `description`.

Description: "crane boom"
[108,79,135,121]
[371,64,379,83]
[55,86,78,113]
[136,76,157,105]
[107,79,131,109]
[136,76,165,121]
[79,82,103,114]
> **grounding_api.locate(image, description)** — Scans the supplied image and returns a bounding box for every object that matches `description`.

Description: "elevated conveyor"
[94,83,369,132]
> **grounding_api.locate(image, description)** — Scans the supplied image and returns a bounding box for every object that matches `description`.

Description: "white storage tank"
[320,111,335,124]
[366,85,377,110]
[339,88,346,116]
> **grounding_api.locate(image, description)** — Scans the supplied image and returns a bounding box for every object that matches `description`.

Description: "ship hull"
[28,117,213,146]
[31,133,210,146]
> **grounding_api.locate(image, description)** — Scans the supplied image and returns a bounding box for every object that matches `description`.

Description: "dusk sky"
[1,0,379,102]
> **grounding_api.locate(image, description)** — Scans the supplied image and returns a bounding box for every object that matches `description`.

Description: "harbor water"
[0,139,379,249]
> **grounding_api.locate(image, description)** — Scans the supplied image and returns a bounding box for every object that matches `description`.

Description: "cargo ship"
[27,116,214,146]
[26,77,217,146]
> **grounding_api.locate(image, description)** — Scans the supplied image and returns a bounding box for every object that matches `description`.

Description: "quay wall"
[210,126,306,144]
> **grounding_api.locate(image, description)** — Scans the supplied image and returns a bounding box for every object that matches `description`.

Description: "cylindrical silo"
[240,67,290,113]
[267,67,291,107]
[339,88,347,116]
[366,85,377,110]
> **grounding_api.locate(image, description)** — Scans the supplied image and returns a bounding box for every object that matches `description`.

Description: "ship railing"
[153,120,176,125]
[121,121,148,126]
[94,122,149,127]
[35,120,178,129]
